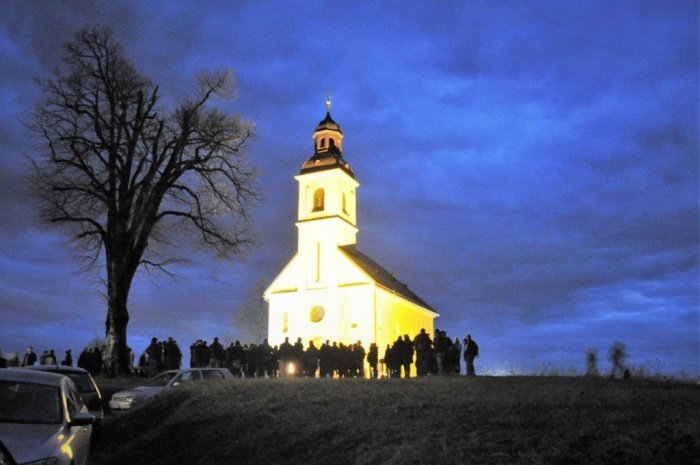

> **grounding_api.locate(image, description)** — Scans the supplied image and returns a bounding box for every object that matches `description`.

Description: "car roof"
[0,368,67,387]
[25,365,91,375]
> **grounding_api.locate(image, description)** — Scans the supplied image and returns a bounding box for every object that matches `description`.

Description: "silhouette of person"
[22,347,37,367]
[367,343,379,379]
[208,337,224,368]
[463,334,479,376]
[61,349,73,366]
[147,337,162,377]
[278,337,293,377]
[585,348,599,376]
[413,328,432,376]
[608,342,626,379]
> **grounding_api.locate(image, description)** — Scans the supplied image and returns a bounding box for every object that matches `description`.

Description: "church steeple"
[295,99,360,247]
[300,99,354,178]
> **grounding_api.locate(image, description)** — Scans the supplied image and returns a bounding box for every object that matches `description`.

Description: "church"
[264,100,438,355]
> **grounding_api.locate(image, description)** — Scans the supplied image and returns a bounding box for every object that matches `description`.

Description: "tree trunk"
[103,260,134,376]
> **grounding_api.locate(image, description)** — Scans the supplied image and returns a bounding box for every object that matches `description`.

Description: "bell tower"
[295,98,359,287]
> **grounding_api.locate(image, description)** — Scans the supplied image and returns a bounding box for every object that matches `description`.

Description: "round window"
[309,305,325,323]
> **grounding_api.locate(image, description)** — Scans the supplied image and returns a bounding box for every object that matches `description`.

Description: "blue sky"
[1,1,697,376]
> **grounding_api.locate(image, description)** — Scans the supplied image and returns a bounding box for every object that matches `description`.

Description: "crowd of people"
[132,328,480,379]
[5,336,636,380]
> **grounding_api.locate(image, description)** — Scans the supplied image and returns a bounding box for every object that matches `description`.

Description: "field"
[91,376,699,465]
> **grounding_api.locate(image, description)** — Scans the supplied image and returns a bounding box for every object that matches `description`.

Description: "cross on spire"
[326,87,332,112]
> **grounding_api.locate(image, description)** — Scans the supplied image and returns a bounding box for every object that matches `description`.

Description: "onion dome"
[300,97,354,178]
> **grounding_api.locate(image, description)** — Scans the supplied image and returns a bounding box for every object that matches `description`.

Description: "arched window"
[313,188,324,212]
[342,193,348,214]
[320,138,326,149]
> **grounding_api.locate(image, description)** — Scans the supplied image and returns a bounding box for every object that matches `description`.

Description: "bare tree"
[233,278,269,342]
[30,27,257,374]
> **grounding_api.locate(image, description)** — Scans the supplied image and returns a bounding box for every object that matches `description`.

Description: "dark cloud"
[0,1,696,375]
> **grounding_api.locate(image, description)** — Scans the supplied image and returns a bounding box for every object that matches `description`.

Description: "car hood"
[0,422,66,464]
[114,386,163,399]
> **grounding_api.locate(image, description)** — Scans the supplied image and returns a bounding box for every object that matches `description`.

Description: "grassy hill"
[92,376,699,465]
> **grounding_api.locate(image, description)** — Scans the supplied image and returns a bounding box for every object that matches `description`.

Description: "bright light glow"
[286,362,296,375]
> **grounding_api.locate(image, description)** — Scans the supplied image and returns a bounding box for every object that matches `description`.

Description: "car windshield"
[0,381,62,424]
[65,373,95,393]
[147,372,177,387]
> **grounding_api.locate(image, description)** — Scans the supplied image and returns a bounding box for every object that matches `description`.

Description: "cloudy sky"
[1,1,697,376]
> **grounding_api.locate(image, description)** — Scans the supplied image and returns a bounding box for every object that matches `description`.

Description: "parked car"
[0,438,18,465]
[0,368,95,465]
[109,368,234,412]
[25,365,104,423]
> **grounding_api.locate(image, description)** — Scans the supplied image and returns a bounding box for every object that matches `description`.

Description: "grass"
[91,376,699,465]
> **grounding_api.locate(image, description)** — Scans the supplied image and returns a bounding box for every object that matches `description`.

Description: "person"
[585,348,599,376]
[163,337,182,370]
[401,335,414,378]
[305,341,319,377]
[208,337,225,368]
[451,337,462,374]
[22,346,37,367]
[292,338,304,377]
[319,340,332,378]
[463,334,479,376]
[413,329,432,376]
[608,342,626,379]
[61,349,73,366]
[278,337,293,377]
[146,337,162,378]
[227,341,244,376]
[353,341,366,377]
[367,342,379,379]
[46,349,58,365]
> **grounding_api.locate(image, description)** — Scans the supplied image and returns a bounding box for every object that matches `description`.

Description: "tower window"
[313,188,325,212]
[342,193,348,214]
[320,138,326,148]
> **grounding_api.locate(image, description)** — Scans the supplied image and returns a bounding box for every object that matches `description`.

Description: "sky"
[0,1,697,377]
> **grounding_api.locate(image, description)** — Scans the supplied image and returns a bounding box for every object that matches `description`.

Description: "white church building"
[264,101,438,352]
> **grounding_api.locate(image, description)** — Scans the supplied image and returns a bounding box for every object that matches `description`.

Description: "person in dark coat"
[463,334,479,376]
[163,337,181,370]
[61,349,73,366]
[305,341,319,377]
[22,347,37,367]
[413,329,432,376]
[401,335,414,378]
[147,337,162,378]
[292,338,304,377]
[367,343,379,379]
[208,337,225,368]
[278,337,293,377]
[353,341,366,378]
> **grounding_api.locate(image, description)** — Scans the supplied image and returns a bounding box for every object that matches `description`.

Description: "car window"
[202,370,225,380]
[174,371,201,384]
[65,373,95,394]
[148,372,178,386]
[0,381,62,424]
[65,383,84,415]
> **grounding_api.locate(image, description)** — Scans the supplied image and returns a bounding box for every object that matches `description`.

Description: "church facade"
[264,101,438,354]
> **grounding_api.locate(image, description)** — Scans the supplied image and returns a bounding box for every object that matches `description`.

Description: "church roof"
[300,151,355,178]
[339,245,436,312]
[315,112,343,134]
